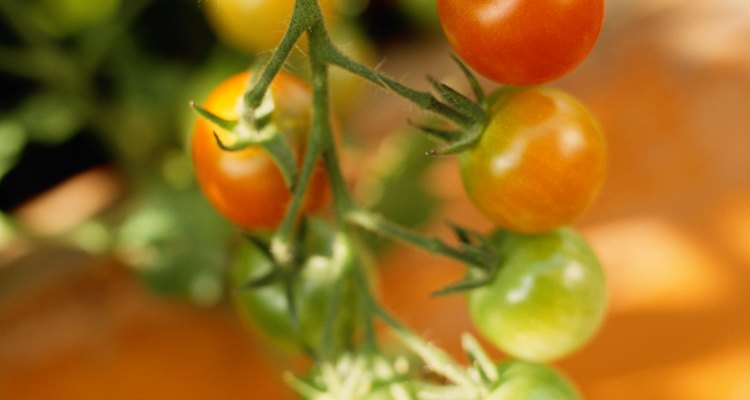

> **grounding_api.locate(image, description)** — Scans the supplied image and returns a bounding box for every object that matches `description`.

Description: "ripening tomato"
[489,360,581,399]
[203,0,337,55]
[460,87,606,233]
[437,0,604,85]
[230,218,360,352]
[191,71,330,231]
[468,228,607,362]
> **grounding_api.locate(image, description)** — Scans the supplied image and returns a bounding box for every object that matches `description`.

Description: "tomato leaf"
[426,75,484,122]
[431,273,494,297]
[407,119,460,143]
[426,123,484,156]
[450,54,485,106]
[190,101,237,131]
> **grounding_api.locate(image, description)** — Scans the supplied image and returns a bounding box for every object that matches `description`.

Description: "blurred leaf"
[115,182,234,306]
[28,0,121,37]
[0,120,26,179]
[18,92,86,144]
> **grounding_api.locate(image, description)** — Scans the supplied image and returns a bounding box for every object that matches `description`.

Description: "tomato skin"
[437,0,604,85]
[191,71,329,231]
[203,0,336,55]
[490,360,581,399]
[230,219,359,352]
[460,87,606,233]
[468,228,606,362]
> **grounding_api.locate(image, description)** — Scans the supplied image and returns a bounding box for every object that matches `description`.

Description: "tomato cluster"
[436,0,607,377]
[192,0,608,396]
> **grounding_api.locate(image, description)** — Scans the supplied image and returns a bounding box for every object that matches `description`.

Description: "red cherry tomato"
[437,0,604,85]
[191,71,330,231]
[460,87,606,233]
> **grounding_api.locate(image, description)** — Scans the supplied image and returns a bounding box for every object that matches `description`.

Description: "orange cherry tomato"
[460,87,606,233]
[191,71,329,231]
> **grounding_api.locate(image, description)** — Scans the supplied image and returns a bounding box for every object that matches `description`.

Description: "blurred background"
[1,0,750,399]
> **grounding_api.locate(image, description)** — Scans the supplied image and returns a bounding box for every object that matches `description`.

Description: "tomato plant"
[437,0,604,85]
[468,228,606,362]
[188,0,611,396]
[230,218,359,352]
[191,71,330,231]
[491,360,581,399]
[203,0,336,55]
[460,87,606,233]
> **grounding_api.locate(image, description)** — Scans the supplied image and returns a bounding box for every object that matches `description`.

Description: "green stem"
[319,41,472,128]
[243,0,312,111]
[346,208,487,267]
[352,263,476,391]
[269,0,329,265]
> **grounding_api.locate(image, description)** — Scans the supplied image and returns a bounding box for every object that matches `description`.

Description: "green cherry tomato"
[490,360,581,399]
[437,0,604,85]
[230,219,359,352]
[460,87,606,233]
[468,228,606,362]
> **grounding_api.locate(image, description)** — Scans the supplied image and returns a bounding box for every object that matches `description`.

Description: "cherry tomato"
[460,87,606,233]
[191,71,329,231]
[490,360,581,399]
[468,228,606,361]
[437,0,604,85]
[203,0,336,55]
[230,218,359,352]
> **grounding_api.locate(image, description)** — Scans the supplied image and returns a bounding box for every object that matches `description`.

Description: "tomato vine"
[191,0,607,398]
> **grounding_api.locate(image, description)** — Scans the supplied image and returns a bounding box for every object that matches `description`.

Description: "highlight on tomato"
[468,228,607,362]
[460,86,606,233]
[191,70,329,231]
[437,0,604,85]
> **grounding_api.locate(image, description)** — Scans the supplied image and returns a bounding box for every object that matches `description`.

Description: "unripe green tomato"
[468,228,606,361]
[230,218,359,352]
[490,360,581,399]
[30,0,120,37]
